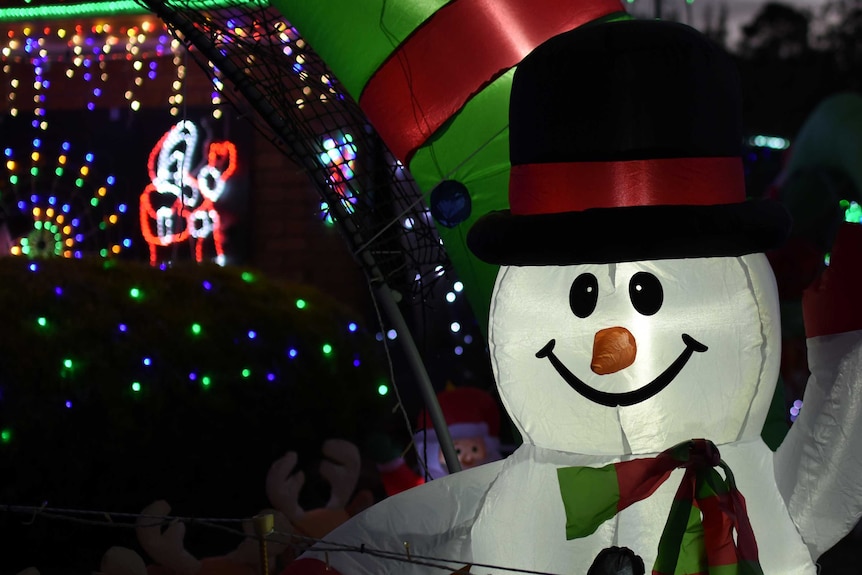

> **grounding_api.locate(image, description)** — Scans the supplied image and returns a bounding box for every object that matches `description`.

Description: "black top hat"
[467,18,791,266]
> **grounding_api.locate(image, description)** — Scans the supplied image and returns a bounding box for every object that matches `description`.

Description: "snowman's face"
[488,254,780,455]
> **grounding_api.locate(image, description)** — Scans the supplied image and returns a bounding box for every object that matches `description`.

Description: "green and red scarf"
[557,439,763,575]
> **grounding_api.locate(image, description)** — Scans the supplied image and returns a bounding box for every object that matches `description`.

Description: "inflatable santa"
[377,386,503,496]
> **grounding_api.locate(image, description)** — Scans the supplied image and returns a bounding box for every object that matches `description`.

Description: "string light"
[139,120,236,267]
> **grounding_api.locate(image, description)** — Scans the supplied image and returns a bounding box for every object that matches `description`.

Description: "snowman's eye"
[569,273,599,318]
[629,272,663,316]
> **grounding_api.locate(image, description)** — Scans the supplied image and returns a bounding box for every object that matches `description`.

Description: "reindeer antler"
[266,451,307,523]
[319,439,361,510]
[136,500,201,575]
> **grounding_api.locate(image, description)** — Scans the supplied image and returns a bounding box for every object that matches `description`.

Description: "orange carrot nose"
[591,326,637,375]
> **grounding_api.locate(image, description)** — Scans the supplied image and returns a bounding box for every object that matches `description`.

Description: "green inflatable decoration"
[271,0,629,335]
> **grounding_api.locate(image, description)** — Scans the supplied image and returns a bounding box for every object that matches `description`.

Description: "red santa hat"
[414,386,501,441]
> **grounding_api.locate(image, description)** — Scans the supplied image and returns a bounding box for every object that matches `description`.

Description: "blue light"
[118,323,127,332]
[30,194,38,203]
[72,218,80,226]
[247,330,257,339]
[28,263,38,272]
[61,142,70,151]
[143,357,152,366]
[348,322,358,332]
[288,348,298,359]
[188,372,197,381]
[48,196,56,205]
[3,148,11,157]
[202,280,212,290]
[107,175,116,185]
[266,373,276,382]
[118,203,127,213]
[85,153,94,163]
[65,400,72,409]
[122,239,132,248]
[17,201,26,210]
[62,204,71,213]
[33,138,41,148]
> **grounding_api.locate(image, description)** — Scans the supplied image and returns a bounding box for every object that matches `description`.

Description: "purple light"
[266,373,276,382]
[353,359,361,367]
[202,280,212,290]
[247,330,257,339]
[54,286,63,296]
[65,400,72,408]
[118,323,127,332]
[188,372,197,381]
[87,102,95,111]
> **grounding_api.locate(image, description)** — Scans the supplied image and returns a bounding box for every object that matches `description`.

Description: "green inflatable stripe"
[271,0,447,100]
[410,71,514,336]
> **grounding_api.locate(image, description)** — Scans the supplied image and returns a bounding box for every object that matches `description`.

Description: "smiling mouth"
[536,334,707,407]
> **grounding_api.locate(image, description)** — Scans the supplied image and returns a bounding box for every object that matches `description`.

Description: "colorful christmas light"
[139,120,237,266]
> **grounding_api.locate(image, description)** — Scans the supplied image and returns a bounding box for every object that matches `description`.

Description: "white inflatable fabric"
[294,254,852,574]
[775,329,862,559]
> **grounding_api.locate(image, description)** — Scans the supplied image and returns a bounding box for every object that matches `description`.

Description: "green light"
[1,428,11,444]
[129,287,141,299]
[90,197,98,206]
[131,381,142,392]
[377,384,389,396]
[9,175,17,185]
[241,271,254,283]
[191,323,202,335]
[241,368,251,378]
[201,376,212,387]
[322,343,333,355]
[55,167,63,176]
[36,317,47,327]
[63,358,73,369]
[99,248,108,257]
[99,221,107,230]
[34,220,43,230]
[295,299,307,309]
[0,0,264,22]
[824,252,831,266]
[30,167,38,176]
[843,200,862,223]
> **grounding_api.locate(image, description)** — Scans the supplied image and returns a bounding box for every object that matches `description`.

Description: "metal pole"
[373,282,462,474]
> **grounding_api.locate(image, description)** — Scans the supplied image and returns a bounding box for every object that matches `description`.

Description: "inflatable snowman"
[284,18,862,575]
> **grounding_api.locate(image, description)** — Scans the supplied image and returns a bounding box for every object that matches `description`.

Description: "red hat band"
[509,157,746,216]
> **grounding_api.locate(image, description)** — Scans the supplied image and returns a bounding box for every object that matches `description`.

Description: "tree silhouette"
[817,0,862,90]
[738,2,812,59]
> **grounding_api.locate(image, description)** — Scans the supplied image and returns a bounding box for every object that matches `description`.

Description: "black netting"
[134,0,451,301]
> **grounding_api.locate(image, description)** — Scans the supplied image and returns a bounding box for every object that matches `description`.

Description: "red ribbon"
[509,157,746,216]
[359,0,626,163]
